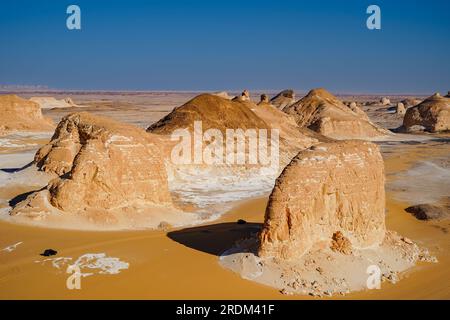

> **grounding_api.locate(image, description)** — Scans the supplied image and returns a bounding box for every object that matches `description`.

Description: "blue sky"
[0,0,449,93]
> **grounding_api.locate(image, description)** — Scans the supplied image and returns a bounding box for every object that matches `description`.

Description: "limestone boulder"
[396,102,406,115]
[258,140,386,260]
[402,93,450,132]
[0,94,54,135]
[282,88,389,139]
[270,89,296,109]
[12,112,174,218]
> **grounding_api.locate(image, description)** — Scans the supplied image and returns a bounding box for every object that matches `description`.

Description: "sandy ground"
[0,92,448,299]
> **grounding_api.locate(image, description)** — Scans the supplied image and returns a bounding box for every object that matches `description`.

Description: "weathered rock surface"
[396,102,406,115]
[11,112,177,225]
[0,94,54,135]
[270,89,296,109]
[259,140,386,259]
[401,98,421,108]
[282,88,389,139]
[405,204,450,221]
[380,97,391,105]
[402,93,450,132]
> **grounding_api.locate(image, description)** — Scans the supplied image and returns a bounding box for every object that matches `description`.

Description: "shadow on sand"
[167,222,262,256]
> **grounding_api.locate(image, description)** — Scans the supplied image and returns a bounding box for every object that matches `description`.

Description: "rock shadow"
[167,222,262,256]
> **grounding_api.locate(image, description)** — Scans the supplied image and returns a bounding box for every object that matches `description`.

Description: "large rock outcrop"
[148,93,268,134]
[11,112,175,223]
[0,94,54,135]
[258,140,386,260]
[402,93,450,132]
[282,88,389,139]
[270,89,296,109]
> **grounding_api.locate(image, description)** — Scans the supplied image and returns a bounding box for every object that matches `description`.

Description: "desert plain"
[0,90,449,299]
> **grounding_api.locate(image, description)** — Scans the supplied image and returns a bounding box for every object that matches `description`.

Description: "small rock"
[401,237,413,245]
[40,249,57,257]
[237,219,247,225]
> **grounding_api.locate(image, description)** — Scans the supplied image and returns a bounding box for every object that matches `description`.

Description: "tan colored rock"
[0,94,54,135]
[283,88,389,139]
[396,102,406,115]
[12,112,174,219]
[270,89,296,109]
[401,98,421,108]
[258,140,386,260]
[259,94,270,104]
[402,93,450,132]
[29,96,78,109]
[330,231,352,255]
[212,91,232,100]
[380,97,391,105]
[232,90,251,102]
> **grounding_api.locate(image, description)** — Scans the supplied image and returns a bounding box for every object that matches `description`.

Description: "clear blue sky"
[0,0,449,93]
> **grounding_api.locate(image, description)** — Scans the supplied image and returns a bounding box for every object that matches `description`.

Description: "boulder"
[259,94,270,104]
[405,204,450,221]
[258,140,386,259]
[396,102,406,115]
[232,90,251,102]
[402,93,450,132]
[282,88,389,139]
[270,89,296,109]
[11,112,174,219]
[0,94,54,135]
[380,97,391,105]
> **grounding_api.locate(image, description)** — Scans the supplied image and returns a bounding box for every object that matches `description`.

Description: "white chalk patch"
[36,253,129,277]
[1,241,23,252]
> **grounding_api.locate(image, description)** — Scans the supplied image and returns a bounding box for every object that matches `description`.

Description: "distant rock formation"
[212,91,232,100]
[282,88,389,139]
[258,94,270,104]
[148,93,268,134]
[270,89,296,109]
[396,102,406,115]
[401,93,450,132]
[232,90,251,102]
[380,97,391,105]
[401,98,421,108]
[0,94,54,135]
[258,140,386,259]
[29,96,79,109]
[11,112,179,227]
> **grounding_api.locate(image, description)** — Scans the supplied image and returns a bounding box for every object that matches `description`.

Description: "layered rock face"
[270,89,296,109]
[0,94,54,135]
[258,140,386,260]
[402,93,450,132]
[11,112,173,219]
[283,88,389,139]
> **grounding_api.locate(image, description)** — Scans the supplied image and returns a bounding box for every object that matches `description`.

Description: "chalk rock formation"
[259,140,386,259]
[0,94,54,135]
[148,93,268,134]
[396,102,406,115]
[232,90,251,102]
[270,89,296,109]
[283,88,389,139]
[212,91,232,100]
[402,93,450,132]
[29,96,79,109]
[380,97,391,105]
[401,98,421,108]
[11,112,174,221]
[259,94,270,104]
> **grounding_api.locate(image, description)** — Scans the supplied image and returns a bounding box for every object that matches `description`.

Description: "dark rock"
[405,204,450,221]
[237,219,247,225]
[40,249,58,256]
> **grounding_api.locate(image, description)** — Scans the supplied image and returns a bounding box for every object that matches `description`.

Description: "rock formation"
[401,93,450,132]
[282,88,389,139]
[11,112,178,226]
[212,91,232,100]
[270,89,296,109]
[148,93,268,134]
[405,204,450,221]
[380,97,391,106]
[258,140,386,259]
[29,96,79,109]
[401,98,421,108]
[0,94,54,135]
[396,102,406,115]
[232,90,251,102]
[259,94,270,104]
